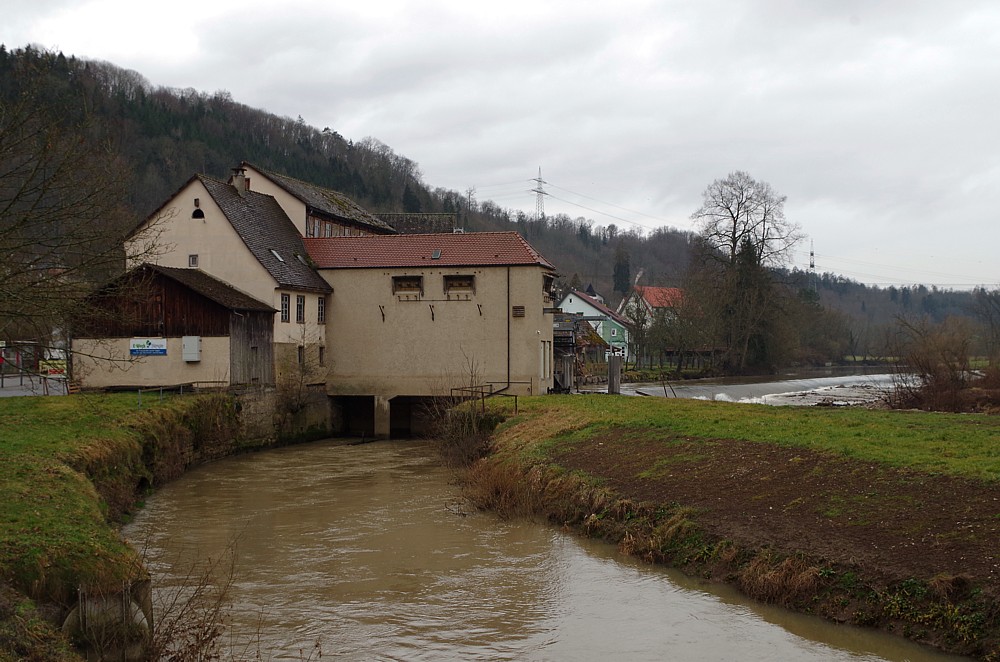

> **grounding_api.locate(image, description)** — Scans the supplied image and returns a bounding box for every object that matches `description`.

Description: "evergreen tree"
[613,243,631,294]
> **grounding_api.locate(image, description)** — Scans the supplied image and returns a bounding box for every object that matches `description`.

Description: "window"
[270,249,285,263]
[296,295,305,323]
[392,275,423,295]
[297,345,305,365]
[280,294,290,323]
[318,346,325,367]
[512,305,526,318]
[444,274,475,293]
[188,254,199,268]
[191,209,205,220]
[317,296,326,324]
[611,328,617,337]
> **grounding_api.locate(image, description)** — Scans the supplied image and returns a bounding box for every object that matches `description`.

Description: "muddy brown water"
[124,438,965,661]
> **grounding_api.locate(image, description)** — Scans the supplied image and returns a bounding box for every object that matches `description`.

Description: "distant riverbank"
[465,395,1000,660]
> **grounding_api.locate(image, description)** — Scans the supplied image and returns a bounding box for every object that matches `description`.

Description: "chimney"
[231,166,247,194]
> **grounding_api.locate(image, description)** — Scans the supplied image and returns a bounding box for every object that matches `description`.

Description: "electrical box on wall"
[182,336,201,362]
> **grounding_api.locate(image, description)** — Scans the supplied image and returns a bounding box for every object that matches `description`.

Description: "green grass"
[0,393,195,604]
[496,395,1000,481]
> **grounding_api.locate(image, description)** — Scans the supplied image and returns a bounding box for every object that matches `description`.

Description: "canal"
[124,436,963,660]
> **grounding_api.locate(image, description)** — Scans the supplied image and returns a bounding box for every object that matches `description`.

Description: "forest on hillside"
[3,44,998,373]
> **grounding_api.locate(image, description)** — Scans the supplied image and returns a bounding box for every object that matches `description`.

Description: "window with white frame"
[280,294,290,323]
[296,295,305,323]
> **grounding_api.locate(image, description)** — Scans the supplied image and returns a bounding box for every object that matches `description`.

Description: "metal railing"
[449,381,531,415]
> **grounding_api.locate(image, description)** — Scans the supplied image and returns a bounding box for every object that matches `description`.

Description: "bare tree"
[971,287,1000,365]
[688,172,802,373]
[622,297,650,370]
[0,61,162,371]
[691,170,802,267]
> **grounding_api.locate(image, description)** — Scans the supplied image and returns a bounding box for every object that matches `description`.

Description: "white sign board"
[130,338,167,356]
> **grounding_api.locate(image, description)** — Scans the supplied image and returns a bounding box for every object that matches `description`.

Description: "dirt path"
[553,430,1000,596]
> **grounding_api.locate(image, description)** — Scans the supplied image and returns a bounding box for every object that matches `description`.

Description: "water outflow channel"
[124,438,964,661]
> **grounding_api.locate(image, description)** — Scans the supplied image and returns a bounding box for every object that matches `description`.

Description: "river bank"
[124,436,964,660]
[466,395,1000,660]
[0,390,327,660]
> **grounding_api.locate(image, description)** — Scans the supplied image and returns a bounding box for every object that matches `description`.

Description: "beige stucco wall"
[128,180,276,304]
[321,265,554,397]
[127,179,326,352]
[72,337,232,388]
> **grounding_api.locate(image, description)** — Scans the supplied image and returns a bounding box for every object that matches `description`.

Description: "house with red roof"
[619,285,684,320]
[77,166,557,437]
[615,285,718,371]
[304,232,557,435]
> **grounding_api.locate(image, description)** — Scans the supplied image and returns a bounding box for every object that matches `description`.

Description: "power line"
[545,192,659,230]
[475,180,531,191]
[545,181,677,226]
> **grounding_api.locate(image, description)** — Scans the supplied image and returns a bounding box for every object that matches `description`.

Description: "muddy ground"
[553,431,1000,597]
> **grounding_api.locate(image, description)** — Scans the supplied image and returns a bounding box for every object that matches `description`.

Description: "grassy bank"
[465,395,1000,659]
[0,391,248,659]
[502,395,1000,479]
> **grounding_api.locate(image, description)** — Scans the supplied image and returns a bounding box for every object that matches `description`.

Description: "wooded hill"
[1,44,990,363]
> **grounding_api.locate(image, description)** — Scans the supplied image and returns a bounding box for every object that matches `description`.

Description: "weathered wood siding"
[81,275,230,337]
[230,313,275,385]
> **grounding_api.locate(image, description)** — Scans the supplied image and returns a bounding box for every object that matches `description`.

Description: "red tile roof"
[303,232,556,269]
[635,285,684,308]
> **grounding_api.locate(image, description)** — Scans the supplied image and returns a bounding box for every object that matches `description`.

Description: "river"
[124,437,964,661]
[616,367,898,406]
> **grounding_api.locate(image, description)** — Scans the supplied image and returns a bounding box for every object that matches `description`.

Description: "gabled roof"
[141,264,275,312]
[241,162,396,234]
[562,289,629,326]
[634,285,684,309]
[198,176,332,293]
[303,232,557,270]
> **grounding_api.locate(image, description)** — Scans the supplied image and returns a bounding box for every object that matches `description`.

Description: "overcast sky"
[3,0,998,288]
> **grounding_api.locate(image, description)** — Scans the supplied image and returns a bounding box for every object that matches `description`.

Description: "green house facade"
[557,289,630,362]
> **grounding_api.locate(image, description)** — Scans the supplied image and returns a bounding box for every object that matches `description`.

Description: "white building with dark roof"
[126,172,331,380]
[99,166,559,437]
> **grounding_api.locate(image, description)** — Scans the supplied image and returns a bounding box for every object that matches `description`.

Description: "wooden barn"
[72,265,276,388]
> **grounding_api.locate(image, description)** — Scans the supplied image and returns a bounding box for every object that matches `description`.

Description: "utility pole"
[531,167,547,221]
